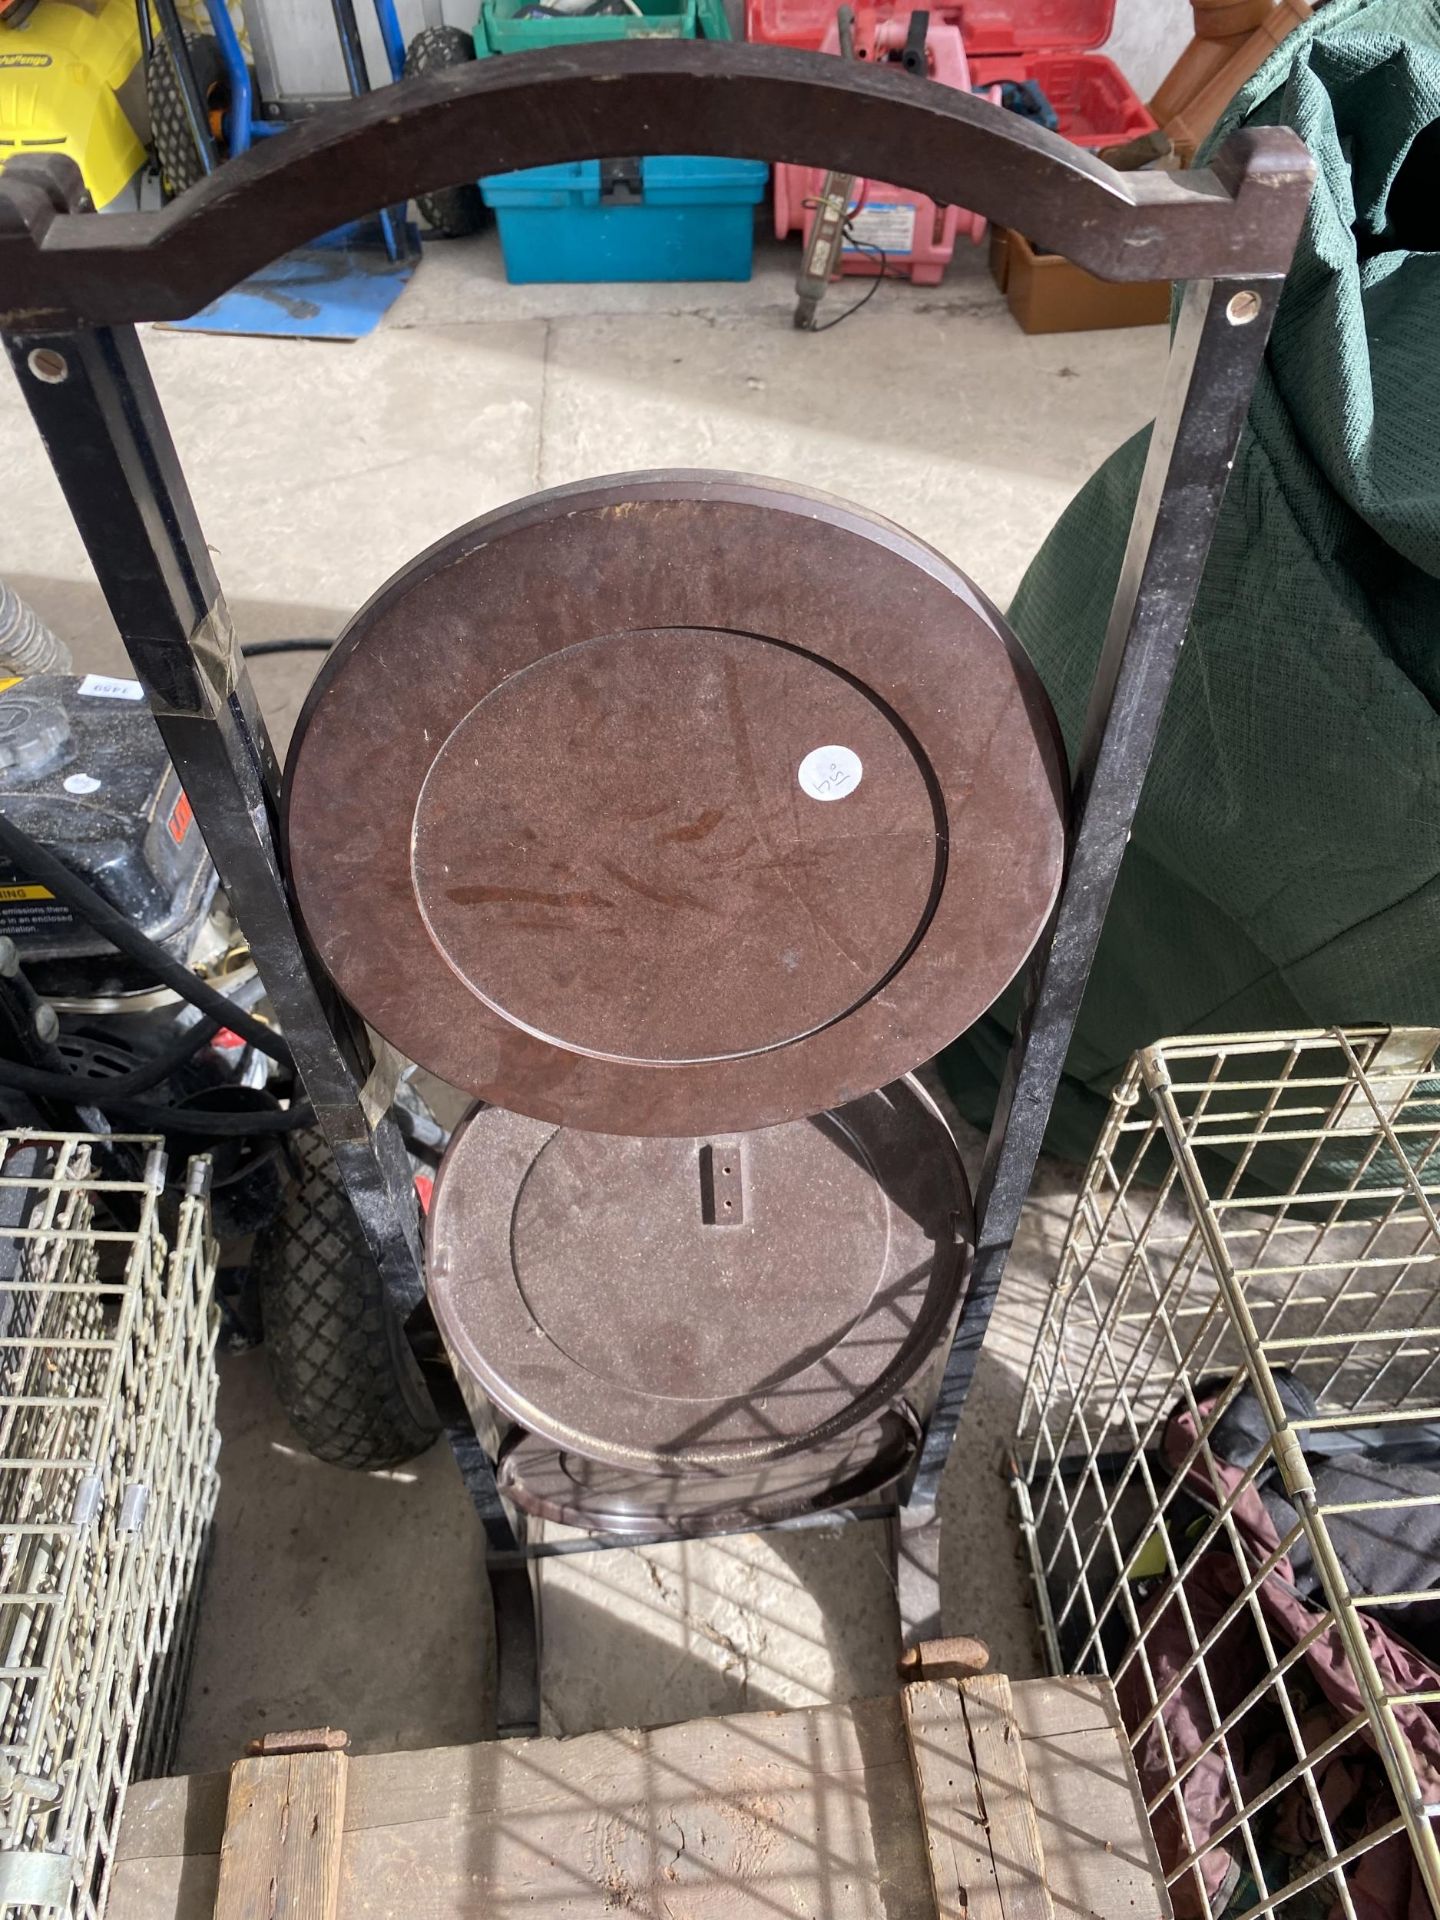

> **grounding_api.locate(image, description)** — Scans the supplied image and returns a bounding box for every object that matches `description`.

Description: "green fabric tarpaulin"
[940,0,1440,1160]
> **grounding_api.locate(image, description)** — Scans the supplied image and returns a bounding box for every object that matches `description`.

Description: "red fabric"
[1116,1399,1440,1920]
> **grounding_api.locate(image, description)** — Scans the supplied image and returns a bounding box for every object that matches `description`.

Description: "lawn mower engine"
[0,670,288,1240]
[0,663,443,1470]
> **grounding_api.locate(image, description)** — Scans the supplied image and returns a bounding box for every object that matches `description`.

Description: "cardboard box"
[990,226,1172,334]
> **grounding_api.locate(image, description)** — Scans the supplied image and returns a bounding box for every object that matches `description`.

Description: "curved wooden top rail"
[0,41,1313,331]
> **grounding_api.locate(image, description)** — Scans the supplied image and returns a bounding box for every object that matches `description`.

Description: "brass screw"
[1226,290,1263,326]
[26,347,68,384]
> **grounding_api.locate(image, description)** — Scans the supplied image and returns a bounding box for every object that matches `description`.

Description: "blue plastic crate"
[480,155,769,284]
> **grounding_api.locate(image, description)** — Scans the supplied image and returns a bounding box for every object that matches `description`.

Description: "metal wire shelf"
[1012,1027,1440,1920]
[0,1133,219,1920]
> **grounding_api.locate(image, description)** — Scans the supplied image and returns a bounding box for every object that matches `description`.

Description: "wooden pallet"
[109,1674,1168,1920]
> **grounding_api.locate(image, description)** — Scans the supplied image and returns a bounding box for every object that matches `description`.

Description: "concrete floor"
[0,226,1168,1766]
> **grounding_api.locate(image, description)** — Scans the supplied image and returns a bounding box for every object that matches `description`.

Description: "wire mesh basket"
[1011,1027,1440,1920]
[0,1133,219,1920]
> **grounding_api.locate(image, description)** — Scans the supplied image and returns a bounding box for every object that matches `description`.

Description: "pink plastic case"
[763,0,1156,284]
[771,10,998,285]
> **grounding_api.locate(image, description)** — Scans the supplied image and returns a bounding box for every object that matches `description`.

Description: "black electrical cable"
[209,1143,284,1190]
[0,1019,221,1101]
[0,1037,314,1134]
[0,640,416,1143]
[240,639,336,659]
[809,230,894,332]
[0,812,292,1068]
[0,1046,314,1134]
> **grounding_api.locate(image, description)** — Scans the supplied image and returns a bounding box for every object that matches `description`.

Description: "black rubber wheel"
[146,31,253,196]
[403,26,487,236]
[254,1129,440,1470]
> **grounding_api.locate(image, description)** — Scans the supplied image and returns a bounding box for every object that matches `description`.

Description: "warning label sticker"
[0,869,75,939]
[843,202,916,255]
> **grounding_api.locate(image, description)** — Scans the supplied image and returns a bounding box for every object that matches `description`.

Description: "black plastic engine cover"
[0,673,217,975]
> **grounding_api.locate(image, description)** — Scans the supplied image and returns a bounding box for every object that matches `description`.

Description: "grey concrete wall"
[1103,0,1193,98]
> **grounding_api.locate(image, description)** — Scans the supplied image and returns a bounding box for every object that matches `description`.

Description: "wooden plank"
[1012,1679,1170,1920]
[110,1678,1168,1920]
[213,1749,348,1920]
[900,1677,995,1920]
[960,1674,1054,1920]
[117,1771,228,1864]
[115,1696,931,1920]
[360,1694,929,1920]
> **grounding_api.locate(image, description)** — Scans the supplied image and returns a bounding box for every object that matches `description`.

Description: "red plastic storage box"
[745,0,839,46]
[747,0,1156,154]
[958,0,1155,149]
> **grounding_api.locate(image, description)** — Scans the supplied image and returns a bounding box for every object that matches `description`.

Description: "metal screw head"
[26,348,68,384]
[1226,290,1263,326]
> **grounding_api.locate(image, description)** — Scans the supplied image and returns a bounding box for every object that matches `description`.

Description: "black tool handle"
[902,10,929,75]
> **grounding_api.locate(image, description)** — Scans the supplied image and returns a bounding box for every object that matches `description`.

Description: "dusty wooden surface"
[960,1674,1053,1920]
[903,1672,1054,1920]
[110,1677,1167,1920]
[902,1679,996,1920]
[213,1750,348,1920]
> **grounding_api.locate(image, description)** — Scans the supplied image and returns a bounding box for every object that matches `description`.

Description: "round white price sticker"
[797,745,863,803]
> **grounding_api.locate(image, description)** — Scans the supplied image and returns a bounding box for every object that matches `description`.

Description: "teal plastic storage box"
[480,155,769,283]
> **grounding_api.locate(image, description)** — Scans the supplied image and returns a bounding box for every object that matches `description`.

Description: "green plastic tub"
[476,0,729,56]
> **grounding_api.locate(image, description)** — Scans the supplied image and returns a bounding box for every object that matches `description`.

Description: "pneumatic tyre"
[254,1129,439,1470]
[403,26,487,237]
[146,32,241,196]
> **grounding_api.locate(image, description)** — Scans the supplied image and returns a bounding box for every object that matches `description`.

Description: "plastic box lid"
[284,473,1068,1137]
[955,0,1117,55]
[481,155,769,205]
[746,0,1118,57]
[644,153,769,199]
[477,0,730,53]
[478,0,696,54]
